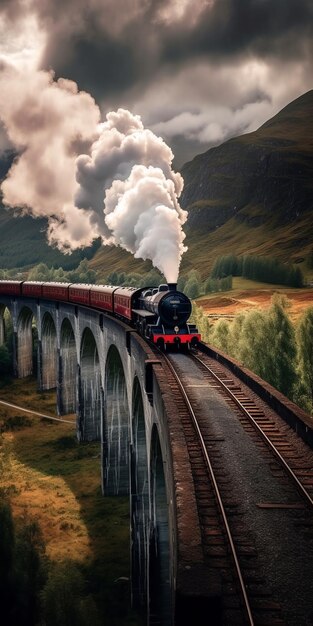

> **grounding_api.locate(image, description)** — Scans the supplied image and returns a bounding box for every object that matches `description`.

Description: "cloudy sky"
[0,0,312,167]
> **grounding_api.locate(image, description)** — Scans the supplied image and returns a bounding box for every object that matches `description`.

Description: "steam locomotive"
[0,280,201,350]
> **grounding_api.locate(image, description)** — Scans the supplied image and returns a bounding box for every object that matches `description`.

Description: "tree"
[237,309,270,379]
[227,313,245,359]
[71,259,97,284]
[296,307,313,412]
[28,263,52,282]
[266,295,297,398]
[211,319,230,353]
[177,275,187,292]
[191,304,210,343]
[184,277,200,299]
[41,561,95,626]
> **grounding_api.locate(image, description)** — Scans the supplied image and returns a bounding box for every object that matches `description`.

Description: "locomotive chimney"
[167,283,177,291]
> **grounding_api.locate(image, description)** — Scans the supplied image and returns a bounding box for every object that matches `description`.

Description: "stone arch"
[0,304,13,347]
[130,377,149,610]
[104,344,129,495]
[40,312,57,390]
[59,318,77,415]
[149,425,171,625]
[17,306,37,378]
[0,304,13,376]
[79,327,102,441]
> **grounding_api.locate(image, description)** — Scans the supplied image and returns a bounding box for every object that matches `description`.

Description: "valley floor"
[197,278,313,322]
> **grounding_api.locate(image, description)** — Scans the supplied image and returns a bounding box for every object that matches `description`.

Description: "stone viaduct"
[0,294,212,625]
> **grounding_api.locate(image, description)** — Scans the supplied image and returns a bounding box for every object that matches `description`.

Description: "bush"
[0,415,33,432]
[41,561,101,626]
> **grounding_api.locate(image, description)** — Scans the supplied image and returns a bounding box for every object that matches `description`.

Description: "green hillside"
[0,208,100,270]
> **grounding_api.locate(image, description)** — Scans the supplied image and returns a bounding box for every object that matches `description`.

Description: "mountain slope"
[179,90,313,275]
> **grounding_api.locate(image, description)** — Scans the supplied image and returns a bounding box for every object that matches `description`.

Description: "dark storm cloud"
[1,0,312,165]
[42,33,139,102]
[1,0,312,102]
[163,0,313,62]
[43,0,313,98]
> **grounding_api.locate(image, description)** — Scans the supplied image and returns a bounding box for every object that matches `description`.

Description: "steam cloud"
[0,64,187,282]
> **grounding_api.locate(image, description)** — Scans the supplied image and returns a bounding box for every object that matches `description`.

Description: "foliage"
[211,254,241,278]
[265,295,297,397]
[211,253,304,287]
[211,319,230,353]
[101,267,230,299]
[226,313,245,359]
[184,277,201,299]
[0,494,46,626]
[237,310,270,380]
[296,307,313,412]
[204,275,232,293]
[0,414,33,432]
[105,268,164,288]
[13,520,47,626]
[41,561,101,626]
[208,294,311,411]
[27,259,98,284]
[177,275,187,292]
[191,304,211,342]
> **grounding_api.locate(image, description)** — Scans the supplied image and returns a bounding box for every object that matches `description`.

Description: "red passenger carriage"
[22,281,43,297]
[0,280,23,296]
[68,284,91,306]
[42,282,70,301]
[90,285,116,313]
[113,287,142,321]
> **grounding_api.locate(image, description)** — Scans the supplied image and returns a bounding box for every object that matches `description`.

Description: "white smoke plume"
[0,63,100,215]
[0,65,187,282]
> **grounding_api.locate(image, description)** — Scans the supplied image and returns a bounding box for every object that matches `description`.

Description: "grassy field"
[0,377,142,625]
[196,278,313,322]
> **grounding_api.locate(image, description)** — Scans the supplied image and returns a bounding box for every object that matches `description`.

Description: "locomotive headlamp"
[174,325,179,333]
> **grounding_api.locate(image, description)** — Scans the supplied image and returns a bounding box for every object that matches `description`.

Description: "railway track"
[192,351,313,508]
[158,349,313,625]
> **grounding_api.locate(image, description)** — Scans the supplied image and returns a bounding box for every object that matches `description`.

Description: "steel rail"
[164,353,255,626]
[193,353,313,509]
